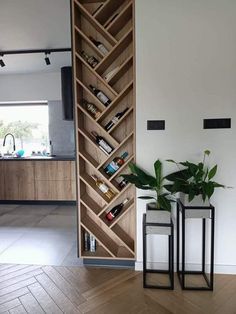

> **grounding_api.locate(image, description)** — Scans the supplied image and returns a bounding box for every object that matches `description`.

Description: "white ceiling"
[0,0,71,75]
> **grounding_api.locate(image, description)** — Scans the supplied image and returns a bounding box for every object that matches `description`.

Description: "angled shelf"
[72,0,135,260]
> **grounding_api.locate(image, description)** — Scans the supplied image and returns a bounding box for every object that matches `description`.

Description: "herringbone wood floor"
[0,264,235,314]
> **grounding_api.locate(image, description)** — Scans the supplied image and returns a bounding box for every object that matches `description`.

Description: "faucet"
[3,133,16,154]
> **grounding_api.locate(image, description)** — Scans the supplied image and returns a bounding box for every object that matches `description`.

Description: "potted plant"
[121,159,173,223]
[165,150,226,206]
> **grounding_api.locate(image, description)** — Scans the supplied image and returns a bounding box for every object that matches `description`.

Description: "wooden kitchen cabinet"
[0,160,76,201]
[3,161,35,200]
[34,161,76,201]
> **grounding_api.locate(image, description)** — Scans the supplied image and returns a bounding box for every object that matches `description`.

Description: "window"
[0,102,49,156]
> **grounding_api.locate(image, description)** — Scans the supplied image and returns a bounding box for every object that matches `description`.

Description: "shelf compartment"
[76,79,107,112]
[80,1,106,17]
[77,106,119,148]
[80,225,113,258]
[81,212,119,257]
[78,129,107,166]
[100,198,134,228]
[79,155,120,194]
[94,0,129,26]
[76,53,118,97]
[106,55,133,86]
[80,182,105,215]
[107,107,133,134]
[95,28,133,75]
[74,0,117,46]
[110,110,133,144]
[112,224,135,254]
[74,26,104,59]
[96,80,133,122]
[98,132,134,169]
[107,2,132,41]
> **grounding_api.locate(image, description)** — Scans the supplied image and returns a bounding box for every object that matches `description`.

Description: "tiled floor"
[0,204,83,266]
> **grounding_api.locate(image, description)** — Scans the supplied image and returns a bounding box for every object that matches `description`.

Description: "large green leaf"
[165,169,191,182]
[158,195,171,212]
[128,163,156,187]
[154,159,162,190]
[208,165,217,180]
[204,181,214,199]
[121,174,155,190]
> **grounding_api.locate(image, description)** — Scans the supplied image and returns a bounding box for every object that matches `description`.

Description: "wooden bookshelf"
[72,0,135,260]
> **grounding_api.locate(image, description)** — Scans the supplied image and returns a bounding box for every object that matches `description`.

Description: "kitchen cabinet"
[0,160,76,201]
[34,161,76,200]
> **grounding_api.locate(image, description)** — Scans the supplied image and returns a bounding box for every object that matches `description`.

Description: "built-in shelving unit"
[72,0,135,260]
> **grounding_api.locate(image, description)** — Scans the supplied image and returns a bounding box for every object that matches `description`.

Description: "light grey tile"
[9,205,57,216]
[0,232,24,254]
[0,214,44,228]
[51,205,77,216]
[60,242,83,266]
[0,204,19,215]
[35,215,77,230]
[0,231,75,265]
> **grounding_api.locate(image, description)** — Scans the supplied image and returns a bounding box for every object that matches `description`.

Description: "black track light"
[44,52,51,65]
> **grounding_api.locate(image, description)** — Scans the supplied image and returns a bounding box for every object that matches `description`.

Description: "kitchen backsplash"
[48,100,75,156]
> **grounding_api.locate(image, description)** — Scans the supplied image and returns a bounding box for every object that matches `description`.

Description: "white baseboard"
[135,261,236,274]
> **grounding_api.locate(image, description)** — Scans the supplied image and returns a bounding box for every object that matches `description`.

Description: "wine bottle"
[91,175,116,200]
[117,177,128,189]
[104,65,120,81]
[89,85,111,107]
[104,152,128,176]
[104,108,129,131]
[89,36,109,55]
[81,51,99,68]
[91,131,113,155]
[82,99,101,119]
[106,198,129,221]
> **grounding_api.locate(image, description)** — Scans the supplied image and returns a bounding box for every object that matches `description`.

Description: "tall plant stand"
[143,211,174,289]
[177,199,215,290]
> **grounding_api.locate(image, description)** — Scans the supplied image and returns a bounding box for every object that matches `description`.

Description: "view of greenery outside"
[0,105,49,156]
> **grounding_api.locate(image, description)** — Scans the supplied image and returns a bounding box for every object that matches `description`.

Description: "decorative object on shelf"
[165,150,227,204]
[106,198,129,221]
[82,99,101,119]
[91,131,114,155]
[91,175,116,200]
[84,231,90,251]
[104,65,121,81]
[81,50,99,68]
[122,159,173,212]
[89,36,109,55]
[104,108,129,131]
[89,84,112,107]
[104,152,128,176]
[89,234,97,252]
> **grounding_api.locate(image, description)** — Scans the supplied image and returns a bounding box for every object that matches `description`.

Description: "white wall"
[0,72,61,102]
[135,0,236,273]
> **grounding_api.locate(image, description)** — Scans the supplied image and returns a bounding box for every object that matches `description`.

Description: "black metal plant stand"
[177,199,215,290]
[143,213,174,289]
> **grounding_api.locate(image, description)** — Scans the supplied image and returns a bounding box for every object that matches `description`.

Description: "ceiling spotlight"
[0,55,5,67]
[44,52,51,65]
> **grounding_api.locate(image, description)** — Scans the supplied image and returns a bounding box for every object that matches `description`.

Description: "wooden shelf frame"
[73,0,136,260]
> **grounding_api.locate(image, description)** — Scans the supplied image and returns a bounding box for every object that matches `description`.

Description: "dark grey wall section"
[48,100,75,155]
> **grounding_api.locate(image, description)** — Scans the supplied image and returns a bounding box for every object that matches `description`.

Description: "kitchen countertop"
[0,155,75,161]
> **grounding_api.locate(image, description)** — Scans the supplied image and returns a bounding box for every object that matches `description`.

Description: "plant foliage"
[121,160,172,211]
[165,150,225,202]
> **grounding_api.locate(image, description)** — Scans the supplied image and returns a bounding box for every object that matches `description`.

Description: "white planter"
[179,193,211,219]
[146,204,171,235]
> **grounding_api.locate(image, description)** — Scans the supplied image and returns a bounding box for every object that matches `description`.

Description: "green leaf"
[165,169,191,182]
[212,182,225,188]
[166,159,176,163]
[208,165,217,180]
[154,159,162,190]
[205,182,215,199]
[128,163,156,187]
[158,195,171,212]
